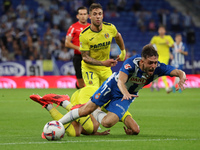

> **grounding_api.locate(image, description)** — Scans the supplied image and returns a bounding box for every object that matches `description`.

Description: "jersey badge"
[124,64,131,69]
[104,33,109,39]
[94,93,101,99]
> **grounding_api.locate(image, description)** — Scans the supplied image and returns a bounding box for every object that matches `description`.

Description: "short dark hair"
[158,24,166,29]
[77,6,88,14]
[141,44,158,59]
[89,3,103,13]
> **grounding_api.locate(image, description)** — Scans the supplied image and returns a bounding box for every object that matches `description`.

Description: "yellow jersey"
[79,22,118,70]
[150,35,174,61]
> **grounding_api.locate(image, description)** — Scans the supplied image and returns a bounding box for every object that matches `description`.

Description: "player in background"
[57,44,187,131]
[80,3,126,87]
[65,6,90,89]
[150,25,174,93]
[30,87,110,137]
[171,34,188,93]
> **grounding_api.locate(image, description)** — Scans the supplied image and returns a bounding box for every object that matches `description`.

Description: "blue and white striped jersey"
[171,42,188,68]
[113,55,175,95]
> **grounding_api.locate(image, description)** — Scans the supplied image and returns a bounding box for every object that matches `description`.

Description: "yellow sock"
[49,107,76,136]
[162,76,169,89]
[65,103,73,111]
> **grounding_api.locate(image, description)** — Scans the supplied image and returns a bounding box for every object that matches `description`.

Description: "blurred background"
[0,0,199,88]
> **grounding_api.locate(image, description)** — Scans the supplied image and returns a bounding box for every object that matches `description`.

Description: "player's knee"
[101,120,114,128]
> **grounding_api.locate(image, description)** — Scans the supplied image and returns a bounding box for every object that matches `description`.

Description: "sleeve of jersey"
[150,36,155,44]
[79,33,89,51]
[159,63,176,76]
[66,26,74,37]
[111,24,118,37]
[119,59,135,75]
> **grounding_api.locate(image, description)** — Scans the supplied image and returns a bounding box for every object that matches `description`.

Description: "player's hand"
[94,129,111,135]
[102,59,117,67]
[176,78,188,91]
[121,93,138,101]
[123,126,134,135]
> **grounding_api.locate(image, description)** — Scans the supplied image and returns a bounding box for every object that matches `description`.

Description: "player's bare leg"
[100,111,119,128]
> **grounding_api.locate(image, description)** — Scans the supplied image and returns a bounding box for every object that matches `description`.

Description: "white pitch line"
[0,138,199,146]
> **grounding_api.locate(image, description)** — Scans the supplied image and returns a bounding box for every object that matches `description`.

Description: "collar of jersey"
[90,26,102,33]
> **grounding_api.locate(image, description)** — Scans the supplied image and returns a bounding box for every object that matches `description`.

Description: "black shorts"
[73,54,82,79]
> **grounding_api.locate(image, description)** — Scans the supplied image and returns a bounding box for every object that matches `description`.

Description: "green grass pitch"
[0,88,200,150]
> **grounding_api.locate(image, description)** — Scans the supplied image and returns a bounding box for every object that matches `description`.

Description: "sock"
[60,100,73,111]
[92,109,107,124]
[162,76,169,90]
[49,107,64,120]
[46,104,54,111]
[49,107,77,136]
[59,109,80,125]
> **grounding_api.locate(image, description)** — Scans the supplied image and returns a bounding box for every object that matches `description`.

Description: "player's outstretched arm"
[81,51,117,67]
[117,71,139,101]
[170,69,187,91]
[115,32,126,61]
[123,115,140,135]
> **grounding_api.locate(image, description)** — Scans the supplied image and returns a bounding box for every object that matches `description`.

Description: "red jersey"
[66,21,90,55]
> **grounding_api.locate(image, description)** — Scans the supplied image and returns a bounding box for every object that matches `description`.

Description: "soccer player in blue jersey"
[58,44,187,134]
[171,34,188,93]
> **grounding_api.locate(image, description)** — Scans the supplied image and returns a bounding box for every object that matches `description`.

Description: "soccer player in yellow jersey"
[30,90,110,137]
[79,3,126,87]
[150,25,174,93]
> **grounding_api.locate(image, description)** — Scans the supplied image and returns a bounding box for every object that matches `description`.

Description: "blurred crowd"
[0,0,194,62]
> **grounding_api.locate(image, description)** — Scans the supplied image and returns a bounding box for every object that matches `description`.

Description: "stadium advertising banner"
[0,76,77,89]
[0,75,199,89]
[0,60,43,76]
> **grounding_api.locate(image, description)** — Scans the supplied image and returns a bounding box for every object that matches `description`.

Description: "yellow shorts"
[70,86,99,135]
[70,86,98,105]
[82,66,112,87]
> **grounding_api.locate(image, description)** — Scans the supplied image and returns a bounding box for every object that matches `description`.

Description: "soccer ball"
[43,121,65,141]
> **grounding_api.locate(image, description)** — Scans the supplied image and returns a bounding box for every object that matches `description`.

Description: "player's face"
[158,27,166,36]
[77,9,88,24]
[89,8,103,27]
[142,56,158,76]
[175,35,182,43]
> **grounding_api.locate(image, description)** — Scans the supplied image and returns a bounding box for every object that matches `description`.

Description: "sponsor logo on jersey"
[25,77,49,88]
[129,76,147,84]
[124,64,131,69]
[104,33,109,39]
[0,77,17,88]
[89,80,93,85]
[90,41,111,50]
[94,93,101,99]
[89,37,94,41]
